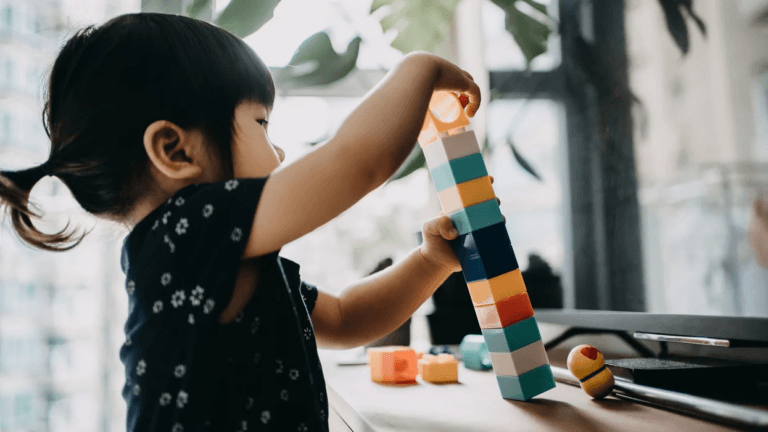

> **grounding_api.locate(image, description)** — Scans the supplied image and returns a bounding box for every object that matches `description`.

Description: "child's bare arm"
[243,53,480,258]
[310,214,462,349]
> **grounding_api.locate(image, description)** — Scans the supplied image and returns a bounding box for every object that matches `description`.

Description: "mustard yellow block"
[437,176,496,214]
[418,353,459,383]
[368,346,418,384]
[567,344,615,399]
[467,269,527,306]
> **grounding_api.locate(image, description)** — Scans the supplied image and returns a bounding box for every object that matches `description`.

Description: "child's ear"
[143,120,204,181]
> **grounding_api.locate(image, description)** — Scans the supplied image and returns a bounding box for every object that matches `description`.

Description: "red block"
[474,293,534,329]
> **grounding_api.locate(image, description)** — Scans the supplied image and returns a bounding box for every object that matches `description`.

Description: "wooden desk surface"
[318,350,742,432]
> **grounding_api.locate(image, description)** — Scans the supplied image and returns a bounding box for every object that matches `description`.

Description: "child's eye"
[256,119,269,127]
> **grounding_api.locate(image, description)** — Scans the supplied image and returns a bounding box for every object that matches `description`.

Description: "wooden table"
[319,350,743,432]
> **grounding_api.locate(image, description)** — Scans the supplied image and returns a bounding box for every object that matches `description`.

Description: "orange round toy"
[567,344,615,399]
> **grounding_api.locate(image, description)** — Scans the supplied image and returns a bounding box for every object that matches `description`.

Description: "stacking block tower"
[419,92,556,401]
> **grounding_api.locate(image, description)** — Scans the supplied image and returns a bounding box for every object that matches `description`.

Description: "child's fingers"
[457,69,481,117]
[465,80,481,117]
[440,215,459,239]
[424,215,458,240]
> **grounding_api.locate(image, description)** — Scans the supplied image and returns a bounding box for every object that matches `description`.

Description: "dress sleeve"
[277,256,319,316]
[124,178,267,431]
[300,281,319,315]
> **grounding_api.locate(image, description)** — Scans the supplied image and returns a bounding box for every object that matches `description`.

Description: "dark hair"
[0,13,275,251]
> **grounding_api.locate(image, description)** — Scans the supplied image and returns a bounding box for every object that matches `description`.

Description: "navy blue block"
[452,222,519,283]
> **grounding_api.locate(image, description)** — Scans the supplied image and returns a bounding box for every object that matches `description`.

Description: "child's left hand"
[420,177,502,273]
[419,213,462,273]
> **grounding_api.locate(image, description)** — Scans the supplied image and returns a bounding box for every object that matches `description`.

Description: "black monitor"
[535,310,768,346]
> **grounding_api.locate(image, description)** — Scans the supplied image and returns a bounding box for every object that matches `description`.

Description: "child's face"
[230,101,284,178]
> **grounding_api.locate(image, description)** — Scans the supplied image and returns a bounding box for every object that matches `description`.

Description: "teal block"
[430,153,488,192]
[482,317,542,353]
[448,200,504,235]
[459,334,492,371]
[496,364,556,401]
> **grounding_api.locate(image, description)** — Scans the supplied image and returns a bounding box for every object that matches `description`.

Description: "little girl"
[0,13,481,432]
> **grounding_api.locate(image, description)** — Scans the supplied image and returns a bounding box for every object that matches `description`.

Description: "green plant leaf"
[389,145,426,182]
[277,32,361,88]
[490,0,550,65]
[186,0,212,19]
[214,0,280,38]
[371,0,461,53]
[657,0,706,56]
[507,136,542,181]
[142,0,181,14]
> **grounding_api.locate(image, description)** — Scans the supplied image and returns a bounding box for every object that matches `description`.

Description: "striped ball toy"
[567,344,615,399]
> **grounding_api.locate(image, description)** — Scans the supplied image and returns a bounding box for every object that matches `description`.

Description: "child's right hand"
[403,52,482,117]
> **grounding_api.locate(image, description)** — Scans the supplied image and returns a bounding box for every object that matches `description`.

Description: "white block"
[423,130,481,169]
[489,339,549,377]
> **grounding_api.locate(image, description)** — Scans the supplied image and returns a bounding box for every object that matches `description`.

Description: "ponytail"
[0,162,84,251]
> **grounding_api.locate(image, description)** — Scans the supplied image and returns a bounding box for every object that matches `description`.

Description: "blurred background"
[0,0,767,430]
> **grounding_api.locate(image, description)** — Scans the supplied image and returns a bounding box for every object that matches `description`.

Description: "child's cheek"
[232,143,280,178]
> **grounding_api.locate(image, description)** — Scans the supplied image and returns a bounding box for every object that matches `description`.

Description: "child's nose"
[274,145,285,162]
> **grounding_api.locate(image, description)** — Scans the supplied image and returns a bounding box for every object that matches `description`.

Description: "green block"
[482,317,542,353]
[496,364,556,401]
[448,200,504,235]
[430,153,489,192]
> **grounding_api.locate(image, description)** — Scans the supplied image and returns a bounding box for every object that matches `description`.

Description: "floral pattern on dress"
[120,179,327,432]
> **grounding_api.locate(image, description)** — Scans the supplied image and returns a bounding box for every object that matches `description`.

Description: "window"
[14,393,35,427]
[0,110,12,146]
[485,99,566,272]
[4,6,12,28]
[0,56,12,90]
[753,68,768,159]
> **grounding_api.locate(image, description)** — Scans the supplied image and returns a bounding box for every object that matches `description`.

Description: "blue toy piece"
[428,345,454,356]
[452,222,519,283]
[460,334,493,371]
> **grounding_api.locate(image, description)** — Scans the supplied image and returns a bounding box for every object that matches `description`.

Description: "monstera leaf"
[657,0,706,55]
[491,0,550,65]
[215,0,281,38]
[371,0,461,53]
[278,32,362,88]
[507,135,542,181]
[186,0,212,19]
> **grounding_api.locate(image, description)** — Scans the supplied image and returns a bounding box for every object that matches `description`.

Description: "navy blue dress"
[119,178,329,432]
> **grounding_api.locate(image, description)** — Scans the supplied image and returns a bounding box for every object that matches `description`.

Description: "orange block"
[437,176,496,214]
[368,346,418,384]
[419,92,471,147]
[467,269,527,306]
[418,353,459,383]
[474,293,534,329]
